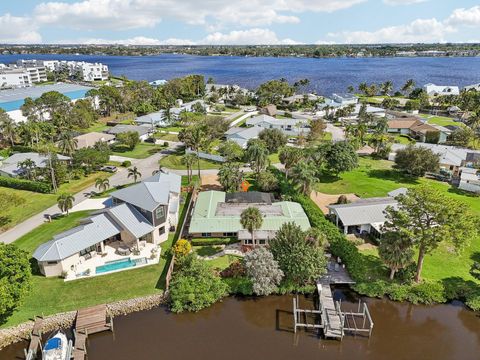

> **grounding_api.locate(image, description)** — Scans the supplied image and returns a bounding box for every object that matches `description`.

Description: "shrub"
[121,160,132,167]
[164,141,169,147]
[0,176,51,193]
[465,291,480,311]
[406,281,446,304]
[111,144,131,153]
[11,145,34,153]
[220,260,246,278]
[173,239,192,257]
[224,277,253,295]
[191,238,239,246]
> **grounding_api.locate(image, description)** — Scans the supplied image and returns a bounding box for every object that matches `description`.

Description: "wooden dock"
[317,282,344,339]
[72,304,114,360]
[24,317,43,360]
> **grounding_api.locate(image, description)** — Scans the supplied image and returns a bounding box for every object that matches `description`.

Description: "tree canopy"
[394,145,440,177]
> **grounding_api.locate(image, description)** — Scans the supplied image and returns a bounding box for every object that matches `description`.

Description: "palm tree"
[178,125,206,178]
[347,85,355,94]
[57,131,78,156]
[17,158,37,181]
[38,142,59,193]
[181,153,197,183]
[279,147,304,179]
[380,81,393,96]
[378,232,414,280]
[95,177,110,193]
[245,139,269,178]
[291,161,317,196]
[218,162,243,192]
[128,166,142,183]
[240,207,263,247]
[401,79,416,96]
[57,193,75,216]
[0,111,17,146]
[358,82,368,95]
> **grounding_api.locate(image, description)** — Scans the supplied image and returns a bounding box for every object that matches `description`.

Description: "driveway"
[229,111,258,127]
[325,123,345,142]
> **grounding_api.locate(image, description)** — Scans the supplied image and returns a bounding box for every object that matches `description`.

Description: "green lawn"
[154,133,179,142]
[205,255,241,271]
[393,134,415,145]
[315,157,480,287]
[158,126,183,133]
[111,143,165,159]
[83,121,109,133]
[159,154,220,170]
[0,171,110,231]
[2,191,191,327]
[268,153,280,164]
[418,114,461,127]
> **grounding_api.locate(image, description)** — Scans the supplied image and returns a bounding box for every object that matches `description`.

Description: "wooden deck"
[73,304,113,360]
[317,282,343,340]
[24,317,43,360]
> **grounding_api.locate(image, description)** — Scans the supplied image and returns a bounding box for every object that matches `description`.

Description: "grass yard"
[314,156,480,287]
[2,191,191,327]
[154,133,179,142]
[159,154,220,170]
[0,171,110,231]
[111,143,165,159]
[83,120,109,133]
[158,126,183,133]
[393,134,415,145]
[268,153,280,164]
[418,114,461,127]
[205,255,241,271]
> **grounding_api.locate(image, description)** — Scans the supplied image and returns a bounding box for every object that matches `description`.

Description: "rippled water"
[2,289,479,360]
[1,54,479,95]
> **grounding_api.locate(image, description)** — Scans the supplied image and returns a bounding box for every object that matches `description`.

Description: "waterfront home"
[246,114,310,136]
[188,191,310,245]
[106,124,153,141]
[387,118,451,143]
[149,79,167,87]
[135,110,167,127]
[464,83,480,92]
[327,197,398,236]
[458,167,480,194]
[225,126,264,148]
[73,132,115,149]
[170,99,208,120]
[282,93,321,105]
[33,171,181,279]
[389,143,480,176]
[423,83,460,97]
[0,152,70,178]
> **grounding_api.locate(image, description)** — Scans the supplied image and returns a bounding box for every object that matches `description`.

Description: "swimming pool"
[95,257,147,274]
[0,89,89,111]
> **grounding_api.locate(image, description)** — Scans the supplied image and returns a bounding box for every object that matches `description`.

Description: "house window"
[202,233,212,237]
[245,239,253,245]
[80,245,96,256]
[258,239,266,245]
[223,232,235,237]
[159,226,165,235]
[47,261,57,265]
[155,206,165,219]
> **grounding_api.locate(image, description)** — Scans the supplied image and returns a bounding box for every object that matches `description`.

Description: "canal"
[1,289,479,359]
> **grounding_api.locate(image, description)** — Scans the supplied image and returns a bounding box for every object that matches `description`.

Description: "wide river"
[1,54,479,95]
[1,289,479,360]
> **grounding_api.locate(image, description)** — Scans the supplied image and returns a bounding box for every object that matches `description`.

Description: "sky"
[1,0,480,45]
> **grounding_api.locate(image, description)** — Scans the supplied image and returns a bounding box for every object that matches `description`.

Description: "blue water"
[95,257,146,274]
[1,54,479,96]
[0,89,88,111]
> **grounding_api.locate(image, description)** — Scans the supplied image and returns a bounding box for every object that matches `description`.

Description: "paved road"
[326,123,346,142]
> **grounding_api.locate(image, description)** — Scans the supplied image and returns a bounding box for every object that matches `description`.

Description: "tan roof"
[260,104,277,117]
[74,132,115,149]
[387,118,422,129]
[410,123,439,134]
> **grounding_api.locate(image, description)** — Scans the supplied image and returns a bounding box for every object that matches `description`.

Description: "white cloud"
[0,14,42,44]
[33,0,365,30]
[79,29,300,45]
[383,0,427,5]
[446,5,480,27]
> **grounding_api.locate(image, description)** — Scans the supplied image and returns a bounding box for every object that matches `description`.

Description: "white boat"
[42,331,71,360]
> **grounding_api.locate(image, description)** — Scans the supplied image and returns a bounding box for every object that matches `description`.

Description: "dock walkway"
[24,317,43,360]
[317,281,343,339]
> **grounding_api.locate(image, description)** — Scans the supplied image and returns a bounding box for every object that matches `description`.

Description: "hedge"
[271,167,480,310]
[0,176,51,193]
[191,238,239,246]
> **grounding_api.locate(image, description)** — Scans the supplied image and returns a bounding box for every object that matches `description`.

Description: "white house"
[246,114,310,136]
[107,124,153,141]
[135,110,168,127]
[464,83,480,92]
[458,167,480,194]
[170,100,208,120]
[0,152,70,178]
[424,83,460,96]
[225,126,264,148]
[33,172,181,279]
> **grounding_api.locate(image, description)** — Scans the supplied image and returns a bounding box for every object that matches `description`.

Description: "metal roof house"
[33,171,181,280]
[106,124,152,141]
[135,110,167,127]
[225,126,264,148]
[246,114,310,136]
[327,197,398,236]
[189,191,310,246]
[0,152,70,178]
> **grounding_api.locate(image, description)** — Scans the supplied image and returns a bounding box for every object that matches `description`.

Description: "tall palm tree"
[218,162,243,192]
[38,142,59,193]
[0,111,17,146]
[17,158,37,181]
[181,153,197,183]
[378,232,414,280]
[178,125,206,178]
[291,160,317,196]
[57,131,78,156]
[401,79,416,96]
[245,140,269,178]
[57,193,75,216]
[279,147,304,179]
[240,207,263,247]
[128,166,142,183]
[380,81,393,96]
[95,177,110,193]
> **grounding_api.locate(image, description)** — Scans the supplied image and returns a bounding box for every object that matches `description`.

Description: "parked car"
[101,165,118,173]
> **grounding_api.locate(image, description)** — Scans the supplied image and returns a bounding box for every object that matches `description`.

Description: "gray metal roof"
[135,111,167,126]
[33,213,121,262]
[111,171,181,212]
[107,203,154,238]
[107,124,150,136]
[0,152,70,176]
[328,197,397,227]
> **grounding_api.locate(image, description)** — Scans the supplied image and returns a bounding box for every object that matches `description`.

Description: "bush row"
[0,176,51,193]
[190,238,240,246]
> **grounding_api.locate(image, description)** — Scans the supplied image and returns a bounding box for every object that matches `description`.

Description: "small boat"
[42,331,70,360]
